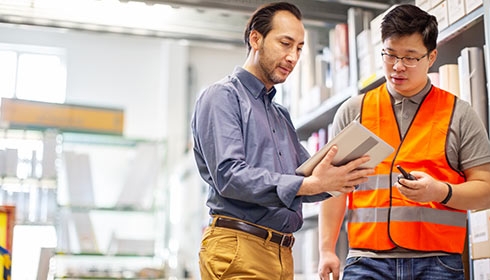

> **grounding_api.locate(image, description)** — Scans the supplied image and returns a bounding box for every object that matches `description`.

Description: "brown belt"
[213,217,295,248]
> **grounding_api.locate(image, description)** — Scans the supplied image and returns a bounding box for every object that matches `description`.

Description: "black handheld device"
[396,165,416,180]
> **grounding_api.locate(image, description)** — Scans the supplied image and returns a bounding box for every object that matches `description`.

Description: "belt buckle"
[280,234,294,248]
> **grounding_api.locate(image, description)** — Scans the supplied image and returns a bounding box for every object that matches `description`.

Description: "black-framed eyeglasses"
[380,51,429,68]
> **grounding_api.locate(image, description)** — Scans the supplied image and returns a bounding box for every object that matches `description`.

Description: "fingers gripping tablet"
[296,120,394,176]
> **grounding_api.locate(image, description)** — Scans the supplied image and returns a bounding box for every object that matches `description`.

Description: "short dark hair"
[381,4,438,52]
[244,2,302,54]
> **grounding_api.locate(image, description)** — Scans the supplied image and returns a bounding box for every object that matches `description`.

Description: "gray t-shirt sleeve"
[451,99,490,171]
[331,94,363,136]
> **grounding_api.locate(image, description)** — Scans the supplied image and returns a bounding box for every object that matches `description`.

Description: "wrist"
[440,182,452,205]
[319,247,337,257]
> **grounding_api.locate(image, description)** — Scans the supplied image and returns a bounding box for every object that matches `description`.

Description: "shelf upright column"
[484,0,490,137]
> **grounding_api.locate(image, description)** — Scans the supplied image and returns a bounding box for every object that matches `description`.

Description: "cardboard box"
[0,98,124,135]
[429,1,449,31]
[356,29,372,58]
[465,0,483,13]
[416,0,431,11]
[447,0,466,24]
[430,0,445,8]
[370,11,385,45]
[473,258,490,280]
[373,42,384,73]
[470,209,490,259]
[358,55,375,83]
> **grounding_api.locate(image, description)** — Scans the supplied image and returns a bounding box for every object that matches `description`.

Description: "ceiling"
[131,0,395,22]
[0,0,401,46]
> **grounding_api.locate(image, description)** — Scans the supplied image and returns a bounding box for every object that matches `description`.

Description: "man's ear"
[428,49,438,67]
[249,30,262,51]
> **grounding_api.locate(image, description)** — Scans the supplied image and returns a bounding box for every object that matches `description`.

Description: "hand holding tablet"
[296,121,394,196]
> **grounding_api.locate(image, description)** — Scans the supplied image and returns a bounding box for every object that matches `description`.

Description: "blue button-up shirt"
[191,67,330,233]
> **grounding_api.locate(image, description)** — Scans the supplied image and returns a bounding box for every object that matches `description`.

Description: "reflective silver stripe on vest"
[351,173,466,227]
[349,206,467,227]
[357,174,398,191]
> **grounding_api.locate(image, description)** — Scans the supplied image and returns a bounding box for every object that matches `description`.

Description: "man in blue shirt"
[191,2,374,279]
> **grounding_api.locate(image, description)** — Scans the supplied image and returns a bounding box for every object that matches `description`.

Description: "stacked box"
[469,209,490,259]
[473,258,490,280]
[429,1,449,31]
[0,98,124,135]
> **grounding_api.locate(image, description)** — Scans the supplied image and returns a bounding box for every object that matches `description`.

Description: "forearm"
[213,162,303,207]
[445,180,490,210]
[442,164,490,210]
[318,195,347,254]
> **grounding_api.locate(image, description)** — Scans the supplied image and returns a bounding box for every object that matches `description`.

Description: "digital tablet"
[296,120,394,177]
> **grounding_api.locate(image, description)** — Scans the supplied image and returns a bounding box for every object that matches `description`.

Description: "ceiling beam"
[124,0,391,24]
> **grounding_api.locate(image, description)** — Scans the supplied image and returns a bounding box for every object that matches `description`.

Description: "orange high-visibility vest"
[347,84,467,253]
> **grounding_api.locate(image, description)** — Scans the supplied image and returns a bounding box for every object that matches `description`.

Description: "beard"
[257,45,290,85]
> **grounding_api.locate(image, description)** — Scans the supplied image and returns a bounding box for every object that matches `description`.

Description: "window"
[0,44,66,103]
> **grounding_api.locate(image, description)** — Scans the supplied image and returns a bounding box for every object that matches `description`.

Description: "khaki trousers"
[199,217,294,280]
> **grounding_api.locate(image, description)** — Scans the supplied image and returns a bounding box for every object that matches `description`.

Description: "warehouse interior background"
[0,0,488,279]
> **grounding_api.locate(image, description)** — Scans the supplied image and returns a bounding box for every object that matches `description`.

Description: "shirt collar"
[388,77,432,105]
[233,66,276,100]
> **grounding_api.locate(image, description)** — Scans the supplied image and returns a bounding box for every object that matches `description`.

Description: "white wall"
[63,31,169,140]
[189,43,245,95]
